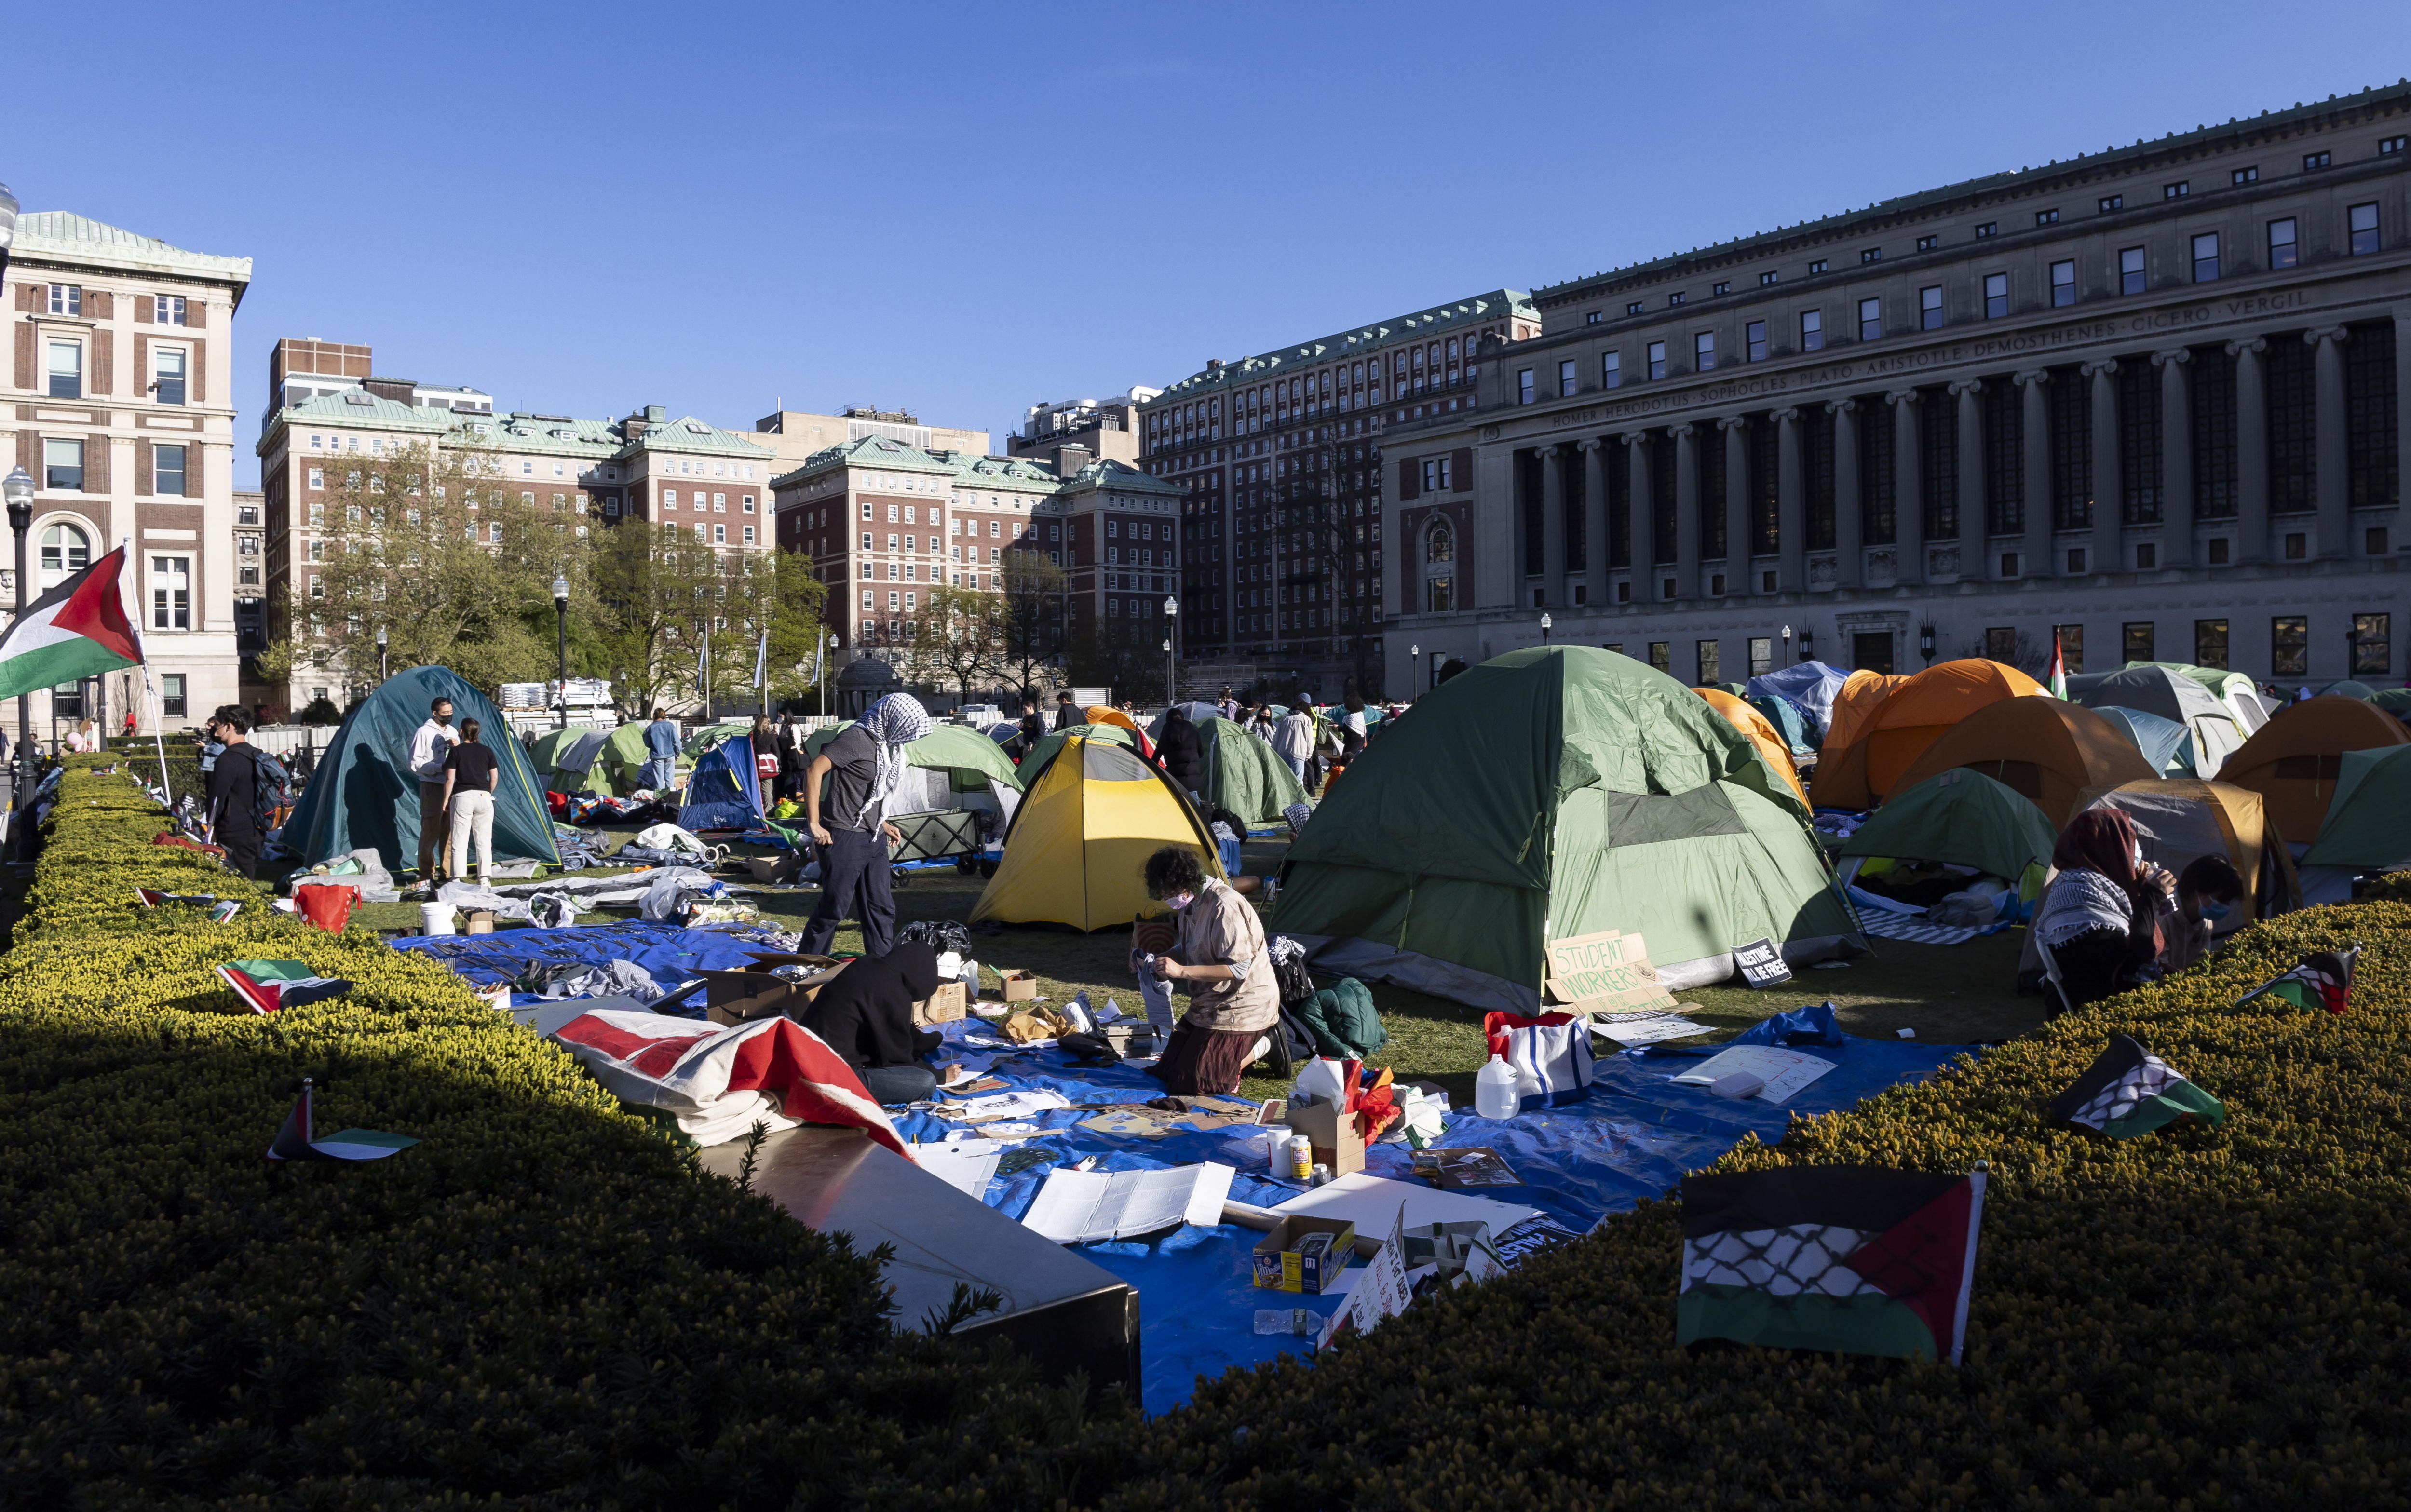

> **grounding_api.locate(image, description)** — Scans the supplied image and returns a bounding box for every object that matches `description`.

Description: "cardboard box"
[463,910,495,935]
[996,969,1040,1003]
[748,851,804,885]
[697,953,847,1026]
[1252,1215,1358,1294]
[912,980,969,1026]
[1284,1095,1368,1178]
[1102,1022,1161,1057]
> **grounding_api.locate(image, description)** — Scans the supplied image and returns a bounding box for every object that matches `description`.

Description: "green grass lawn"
[360,826,2045,1106]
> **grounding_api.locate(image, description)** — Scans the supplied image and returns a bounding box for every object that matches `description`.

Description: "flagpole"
[145,664,172,810]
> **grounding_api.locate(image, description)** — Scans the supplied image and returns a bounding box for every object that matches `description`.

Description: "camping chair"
[2032,935,2078,1020]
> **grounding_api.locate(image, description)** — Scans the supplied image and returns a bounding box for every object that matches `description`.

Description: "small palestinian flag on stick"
[2235,947,2358,1015]
[2045,1034,2225,1138]
[1678,1164,1987,1364]
[0,546,143,702]
[217,959,353,1014]
[266,1079,418,1162]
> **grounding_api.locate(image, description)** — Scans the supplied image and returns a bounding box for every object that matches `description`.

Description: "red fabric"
[1846,1177,1976,1360]
[153,833,224,855]
[546,790,569,817]
[1482,1010,1582,1061]
[293,884,357,932]
[52,546,145,663]
[554,1012,908,1159]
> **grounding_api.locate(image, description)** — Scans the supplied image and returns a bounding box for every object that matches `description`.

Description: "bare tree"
[993,549,1068,708]
[1960,628,2053,679]
[1272,425,1383,699]
[918,584,1008,706]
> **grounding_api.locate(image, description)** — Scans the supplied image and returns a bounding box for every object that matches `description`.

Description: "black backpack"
[250,747,293,814]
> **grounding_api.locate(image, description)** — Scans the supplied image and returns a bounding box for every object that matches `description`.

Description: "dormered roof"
[271,389,452,432]
[487,413,623,455]
[771,436,1069,494]
[616,415,774,461]
[13,210,253,287]
[1057,457,1184,499]
[1144,289,1536,405]
[1534,79,2411,303]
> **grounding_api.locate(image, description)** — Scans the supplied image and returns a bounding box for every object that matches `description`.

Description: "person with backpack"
[203,704,270,878]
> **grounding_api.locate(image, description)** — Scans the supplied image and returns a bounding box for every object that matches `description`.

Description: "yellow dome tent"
[970,732,1225,931]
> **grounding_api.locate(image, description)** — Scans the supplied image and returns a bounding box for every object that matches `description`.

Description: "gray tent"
[2068,666,2247,779]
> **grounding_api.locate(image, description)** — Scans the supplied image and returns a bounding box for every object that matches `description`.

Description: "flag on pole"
[266,1079,418,1162]
[2045,1034,2225,1138]
[0,546,143,702]
[753,628,769,688]
[2235,946,2358,1014]
[2046,632,2068,699]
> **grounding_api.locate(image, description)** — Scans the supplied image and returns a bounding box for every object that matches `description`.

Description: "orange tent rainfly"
[1811,659,2045,810]
[1821,669,1910,757]
[1888,697,2158,828]
[2217,694,2411,845]
[1695,687,1809,805]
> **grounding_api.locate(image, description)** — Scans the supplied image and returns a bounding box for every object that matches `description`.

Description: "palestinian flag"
[1678,1165,1987,1364]
[218,959,353,1015]
[2235,947,2357,1015]
[2047,632,2068,699]
[2045,1034,2224,1137]
[0,546,142,702]
[266,1080,418,1162]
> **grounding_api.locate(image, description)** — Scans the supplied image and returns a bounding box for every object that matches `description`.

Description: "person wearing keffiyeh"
[799,692,933,957]
[2032,807,2178,1011]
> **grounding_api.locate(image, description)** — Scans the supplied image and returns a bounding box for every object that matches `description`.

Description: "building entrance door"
[1853,632,1894,675]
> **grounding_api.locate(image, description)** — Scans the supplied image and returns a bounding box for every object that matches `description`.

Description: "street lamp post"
[4,463,34,835]
[1540,612,1553,646]
[1163,594,1180,707]
[551,574,570,729]
[1781,624,1793,669]
[1798,626,1815,664]
[375,624,388,682]
[821,631,836,717]
[1409,643,1420,697]
[1918,622,1937,668]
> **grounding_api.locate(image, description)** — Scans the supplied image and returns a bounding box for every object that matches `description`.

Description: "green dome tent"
[1271,646,1855,1012]
[600,720,676,794]
[1836,768,2058,890]
[528,724,616,796]
[1023,718,1303,828]
[2302,746,2411,869]
[281,666,560,871]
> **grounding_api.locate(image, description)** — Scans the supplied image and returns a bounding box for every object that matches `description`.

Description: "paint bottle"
[1287,1134,1314,1181]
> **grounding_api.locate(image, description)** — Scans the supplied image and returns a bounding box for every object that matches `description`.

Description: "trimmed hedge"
[0,764,1119,1508]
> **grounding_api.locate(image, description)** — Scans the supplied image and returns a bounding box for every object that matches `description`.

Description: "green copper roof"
[1144,288,1535,405]
[14,211,253,284]
[770,437,1070,495]
[1057,457,1183,499]
[615,415,774,461]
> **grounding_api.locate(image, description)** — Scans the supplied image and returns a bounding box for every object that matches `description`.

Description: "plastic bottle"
[1474,1054,1521,1120]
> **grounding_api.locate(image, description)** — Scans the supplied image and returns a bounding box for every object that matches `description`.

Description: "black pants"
[858,1062,937,1105]
[2054,925,2144,1010]
[801,826,894,958]
[220,827,260,881]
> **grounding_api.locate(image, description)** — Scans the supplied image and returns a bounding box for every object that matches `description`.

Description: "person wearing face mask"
[406,696,461,881]
[1138,844,1279,1095]
[2032,808,2178,1011]
[2162,855,2245,973]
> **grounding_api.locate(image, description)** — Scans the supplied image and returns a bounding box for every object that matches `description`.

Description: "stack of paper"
[1022,1161,1236,1243]
[1666,1045,1836,1104]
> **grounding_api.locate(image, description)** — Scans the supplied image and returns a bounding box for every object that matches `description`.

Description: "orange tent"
[1083,705,1155,757]
[1823,669,1910,755]
[2217,694,2411,844]
[1890,697,2158,827]
[1695,687,1809,805]
[1810,660,2045,810]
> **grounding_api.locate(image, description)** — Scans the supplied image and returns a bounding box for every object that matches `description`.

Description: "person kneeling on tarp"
[1139,845,1279,1095]
[792,941,944,1105]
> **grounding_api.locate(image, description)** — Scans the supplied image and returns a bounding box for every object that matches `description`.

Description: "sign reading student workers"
[1545,930,1677,1016]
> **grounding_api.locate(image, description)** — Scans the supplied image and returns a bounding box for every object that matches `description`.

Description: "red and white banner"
[550,1009,910,1156]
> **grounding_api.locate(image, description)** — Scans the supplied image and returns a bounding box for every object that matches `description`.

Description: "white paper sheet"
[939,1088,1070,1122]
[1021,1161,1237,1244]
[1589,1013,1709,1046]
[1668,1045,1836,1105]
[910,1139,1004,1198]
[1270,1172,1544,1232]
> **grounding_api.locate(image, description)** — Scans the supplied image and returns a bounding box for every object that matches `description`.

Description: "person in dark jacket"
[791,940,944,1104]
[1155,705,1205,799]
[1052,689,1080,731]
[202,703,264,879]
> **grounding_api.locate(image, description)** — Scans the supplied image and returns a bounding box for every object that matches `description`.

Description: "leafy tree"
[917,585,1007,706]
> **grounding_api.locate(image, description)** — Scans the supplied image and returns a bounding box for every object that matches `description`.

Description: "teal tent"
[2302,746,2411,867]
[281,666,560,870]
[2093,706,2194,776]
[1747,693,1818,756]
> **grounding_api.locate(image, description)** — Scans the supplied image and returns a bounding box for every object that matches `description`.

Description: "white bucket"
[420,902,457,936]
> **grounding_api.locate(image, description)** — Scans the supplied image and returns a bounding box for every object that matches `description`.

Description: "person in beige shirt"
[1139,845,1280,1095]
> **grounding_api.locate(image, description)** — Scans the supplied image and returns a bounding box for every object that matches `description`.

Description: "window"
[1585,311,1603,325]
[1517,368,1535,405]
[1747,637,1772,676]
[237,504,258,526]
[1667,292,1685,307]
[1916,235,1938,252]
[1860,248,1882,264]
[46,340,82,399]
[48,284,82,315]
[160,674,187,718]
[2137,542,2157,569]
[154,295,186,325]
[152,348,187,405]
[1746,320,1767,361]
[2165,181,2189,198]
[1647,341,1667,380]
[2035,208,2060,226]
[2353,613,2391,675]
[2195,618,2229,668]
[40,523,90,587]
[1759,270,1779,286]
[1648,642,1670,674]
[1559,358,1578,397]
[2350,202,2381,256]
[2302,151,2330,171]
[1694,332,1716,371]
[150,556,190,631]
[2119,245,2146,295]
[1712,281,1730,297]
[2099,194,2124,212]
[1808,258,1828,274]
[743,526,755,544]
[43,438,83,491]
[2054,624,2086,674]
[2370,527,2392,556]
[1999,552,2021,578]
[1858,297,1882,341]
[2067,548,2087,572]
[2192,232,2220,282]
[153,444,186,495]
[1800,309,1823,351]
[1602,350,1622,388]
[2271,615,2309,676]
[2385,136,2409,155]
[1974,222,1998,238]
[2284,532,2306,561]
[1981,272,2008,317]
[2232,166,2259,185]
[1697,640,1721,683]
[2117,622,2157,664]
[2208,537,2231,565]
[1626,301,1645,316]
[1919,286,1943,330]
[2267,217,2299,269]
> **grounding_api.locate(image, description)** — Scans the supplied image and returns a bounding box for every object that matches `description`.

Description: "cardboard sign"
[1544,930,1677,1015]
[1318,1202,1416,1347]
[1731,935,1793,990]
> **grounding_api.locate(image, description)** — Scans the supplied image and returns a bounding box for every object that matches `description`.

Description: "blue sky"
[10,1,2406,484]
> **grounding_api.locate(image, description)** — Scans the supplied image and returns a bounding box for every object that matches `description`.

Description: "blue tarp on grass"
[392,918,784,1013]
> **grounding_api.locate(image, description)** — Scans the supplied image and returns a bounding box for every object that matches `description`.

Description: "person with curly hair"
[1137,844,1279,1094]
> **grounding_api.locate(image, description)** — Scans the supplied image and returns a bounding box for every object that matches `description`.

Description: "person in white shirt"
[406,697,461,880]
[1269,699,1315,783]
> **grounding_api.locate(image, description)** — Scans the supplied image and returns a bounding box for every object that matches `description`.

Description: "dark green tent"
[1271,646,1854,1012]
[281,666,560,870]
[1836,768,2058,886]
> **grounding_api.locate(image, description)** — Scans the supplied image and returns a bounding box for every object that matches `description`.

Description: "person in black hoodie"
[202,704,264,879]
[792,940,944,1104]
[1155,705,1204,800]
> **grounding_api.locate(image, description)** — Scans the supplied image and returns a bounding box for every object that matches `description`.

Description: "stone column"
[1626,431,1654,599]
[2310,325,2350,557]
[1539,443,1567,606]
[1953,378,1986,576]
[2154,348,2194,567]
[1721,418,1749,595]
[2085,357,2122,574]
[1832,398,1862,589]
[2016,370,2052,577]
[1580,438,1611,590]
[2230,336,2269,563]
[1672,422,1700,600]
[1891,390,1923,584]
[1774,406,1804,593]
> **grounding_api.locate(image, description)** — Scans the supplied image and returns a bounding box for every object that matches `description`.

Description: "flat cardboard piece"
[1273,1171,1544,1232]
[912,980,969,1026]
[1544,930,1677,1015]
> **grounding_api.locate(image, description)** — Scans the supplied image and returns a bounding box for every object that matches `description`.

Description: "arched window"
[40,522,91,588]
[1426,519,1454,565]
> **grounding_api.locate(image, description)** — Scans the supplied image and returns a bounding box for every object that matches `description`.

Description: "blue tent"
[677,733,763,832]
[280,666,561,870]
[1747,693,1818,756]
[1745,660,1849,742]
[2095,705,2194,776]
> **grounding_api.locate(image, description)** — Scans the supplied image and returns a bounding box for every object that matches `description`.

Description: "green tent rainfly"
[1836,768,2059,888]
[1271,646,1856,1013]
